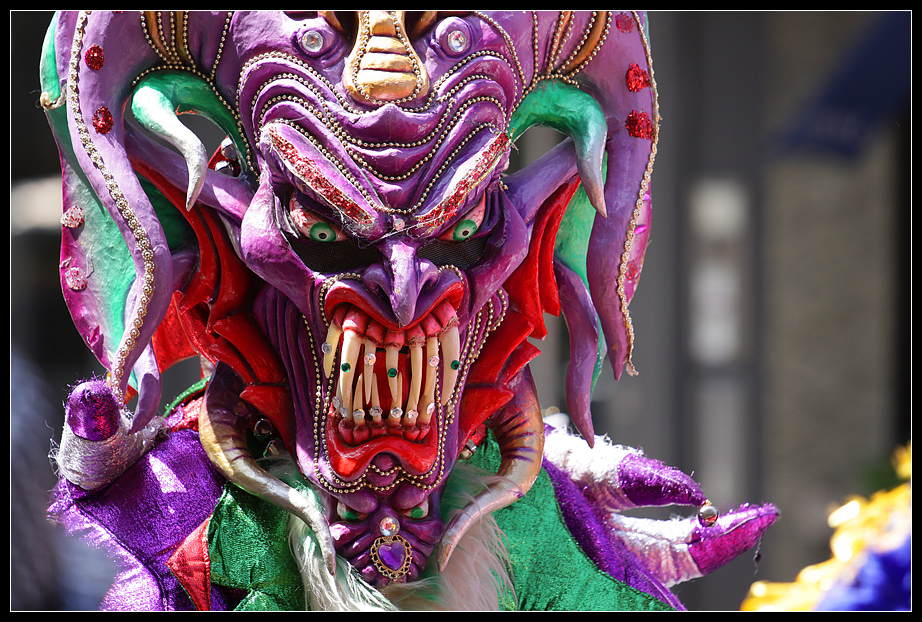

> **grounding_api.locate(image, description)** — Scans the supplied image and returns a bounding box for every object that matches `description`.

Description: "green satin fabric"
[205,433,672,611]
[468,434,673,612]
[207,482,305,610]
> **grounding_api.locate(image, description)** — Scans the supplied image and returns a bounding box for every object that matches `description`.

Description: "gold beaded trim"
[245,49,512,217]
[67,12,155,397]
[520,11,612,104]
[471,11,526,102]
[137,11,254,173]
[618,11,659,376]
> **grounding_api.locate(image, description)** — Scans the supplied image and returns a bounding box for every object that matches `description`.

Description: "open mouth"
[318,292,464,480]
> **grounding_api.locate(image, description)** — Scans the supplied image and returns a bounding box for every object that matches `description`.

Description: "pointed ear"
[489,11,658,444]
[43,12,174,427]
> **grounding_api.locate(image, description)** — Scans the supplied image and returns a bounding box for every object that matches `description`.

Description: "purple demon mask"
[42,11,776,605]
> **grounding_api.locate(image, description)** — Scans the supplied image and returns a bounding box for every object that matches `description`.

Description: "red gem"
[625,63,650,92]
[61,205,85,228]
[268,127,372,226]
[625,110,654,140]
[85,45,105,70]
[625,260,640,282]
[417,133,509,231]
[615,13,634,33]
[92,106,114,134]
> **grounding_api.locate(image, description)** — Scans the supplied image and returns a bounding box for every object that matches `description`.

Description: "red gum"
[365,321,385,344]
[332,305,348,328]
[421,314,442,337]
[338,419,355,445]
[352,425,371,445]
[324,281,464,332]
[383,330,406,347]
[406,324,426,345]
[343,308,369,334]
[434,301,459,329]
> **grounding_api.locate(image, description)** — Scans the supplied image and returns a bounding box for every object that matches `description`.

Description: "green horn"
[510,80,608,217]
[131,71,248,210]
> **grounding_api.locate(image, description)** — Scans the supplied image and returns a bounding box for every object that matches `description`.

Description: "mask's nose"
[362,238,440,328]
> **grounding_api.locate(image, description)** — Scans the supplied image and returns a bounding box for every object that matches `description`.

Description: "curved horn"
[509,80,609,217]
[131,79,207,210]
[198,363,337,576]
[437,368,545,572]
[131,70,252,210]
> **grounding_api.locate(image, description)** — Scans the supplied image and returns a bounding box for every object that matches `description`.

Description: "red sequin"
[625,110,654,140]
[268,127,373,226]
[615,13,634,33]
[625,63,650,92]
[625,260,640,282]
[85,45,105,70]
[92,106,114,134]
[417,133,509,231]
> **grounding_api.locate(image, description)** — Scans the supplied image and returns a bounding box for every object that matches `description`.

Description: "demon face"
[44,11,659,588]
[244,124,524,586]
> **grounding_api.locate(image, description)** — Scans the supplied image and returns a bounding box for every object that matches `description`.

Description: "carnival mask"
[44,11,661,587]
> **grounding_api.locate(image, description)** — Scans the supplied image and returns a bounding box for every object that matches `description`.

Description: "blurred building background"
[10,11,910,611]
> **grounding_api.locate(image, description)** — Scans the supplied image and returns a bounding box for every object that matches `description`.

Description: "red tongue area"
[325,343,439,480]
[325,400,439,479]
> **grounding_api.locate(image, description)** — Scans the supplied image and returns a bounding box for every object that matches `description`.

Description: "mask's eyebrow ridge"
[267,125,376,229]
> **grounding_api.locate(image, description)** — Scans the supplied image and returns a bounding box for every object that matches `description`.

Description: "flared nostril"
[361,239,440,328]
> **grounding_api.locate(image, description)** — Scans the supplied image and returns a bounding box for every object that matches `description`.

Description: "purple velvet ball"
[66,379,121,441]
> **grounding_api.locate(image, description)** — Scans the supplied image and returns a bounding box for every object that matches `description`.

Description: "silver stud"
[447,29,468,53]
[301,29,324,53]
[698,504,719,527]
[379,516,399,537]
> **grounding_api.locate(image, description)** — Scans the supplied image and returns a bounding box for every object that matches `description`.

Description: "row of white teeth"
[322,301,461,439]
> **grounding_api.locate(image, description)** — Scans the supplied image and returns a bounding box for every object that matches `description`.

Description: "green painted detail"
[553,166,608,389]
[138,175,196,251]
[131,70,251,176]
[39,15,60,103]
[309,222,337,242]
[509,80,607,159]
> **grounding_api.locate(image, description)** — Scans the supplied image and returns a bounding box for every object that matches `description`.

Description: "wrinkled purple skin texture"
[45,11,776,606]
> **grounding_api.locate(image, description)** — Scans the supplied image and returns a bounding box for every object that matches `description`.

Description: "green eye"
[451,218,478,241]
[399,498,429,520]
[438,195,486,242]
[341,507,362,521]
[309,222,338,242]
[289,195,344,243]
